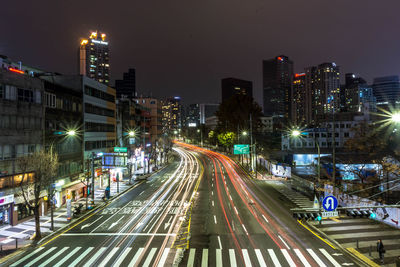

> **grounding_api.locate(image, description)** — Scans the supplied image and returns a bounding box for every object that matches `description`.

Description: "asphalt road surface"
[4,144,361,266]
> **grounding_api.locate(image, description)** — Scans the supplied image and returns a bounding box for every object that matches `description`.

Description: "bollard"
[15,238,18,249]
[369,245,372,256]
[356,239,359,249]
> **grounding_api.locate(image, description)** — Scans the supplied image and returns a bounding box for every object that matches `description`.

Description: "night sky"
[2,1,400,106]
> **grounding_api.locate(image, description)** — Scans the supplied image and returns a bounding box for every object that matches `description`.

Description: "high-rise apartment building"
[291,73,311,125]
[263,55,293,118]
[306,63,340,123]
[161,97,182,134]
[221,78,253,102]
[136,97,162,143]
[372,75,400,110]
[115,68,136,99]
[79,31,110,85]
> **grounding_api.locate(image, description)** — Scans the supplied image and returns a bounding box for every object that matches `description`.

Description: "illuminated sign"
[91,39,108,45]
[277,56,283,61]
[8,67,24,74]
[81,39,88,45]
[295,73,306,78]
[114,147,128,153]
[233,144,250,155]
[188,123,197,127]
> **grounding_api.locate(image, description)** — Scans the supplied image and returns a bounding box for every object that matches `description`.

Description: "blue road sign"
[322,196,338,211]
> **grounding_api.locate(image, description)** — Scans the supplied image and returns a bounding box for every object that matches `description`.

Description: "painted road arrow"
[342,263,354,266]
[81,216,103,230]
[108,216,125,230]
[164,216,173,230]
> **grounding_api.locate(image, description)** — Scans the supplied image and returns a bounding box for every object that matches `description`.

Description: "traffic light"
[316,214,322,221]
[293,212,321,221]
[346,209,376,219]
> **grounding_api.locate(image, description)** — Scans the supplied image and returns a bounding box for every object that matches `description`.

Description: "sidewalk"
[0,165,157,255]
[309,216,400,266]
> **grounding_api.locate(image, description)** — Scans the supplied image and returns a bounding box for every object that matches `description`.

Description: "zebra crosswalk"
[273,183,314,208]
[9,246,345,267]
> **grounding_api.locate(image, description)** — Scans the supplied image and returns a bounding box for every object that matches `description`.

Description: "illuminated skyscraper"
[79,31,110,85]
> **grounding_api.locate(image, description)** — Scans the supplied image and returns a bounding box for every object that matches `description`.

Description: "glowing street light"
[128,131,136,137]
[242,131,248,136]
[391,112,400,123]
[66,130,76,136]
[291,130,301,137]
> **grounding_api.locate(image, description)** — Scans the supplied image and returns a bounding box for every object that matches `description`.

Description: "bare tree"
[16,148,58,241]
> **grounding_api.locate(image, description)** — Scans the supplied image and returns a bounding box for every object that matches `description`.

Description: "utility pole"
[332,107,336,185]
[250,114,254,173]
[91,152,95,205]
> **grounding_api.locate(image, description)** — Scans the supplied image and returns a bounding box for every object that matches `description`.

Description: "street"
[3,144,361,266]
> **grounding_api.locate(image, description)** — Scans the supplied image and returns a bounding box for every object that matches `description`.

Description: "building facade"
[263,55,293,118]
[136,97,162,143]
[79,31,110,85]
[343,73,376,113]
[115,68,136,99]
[291,73,311,125]
[161,97,182,135]
[199,103,219,124]
[372,75,400,110]
[221,78,253,102]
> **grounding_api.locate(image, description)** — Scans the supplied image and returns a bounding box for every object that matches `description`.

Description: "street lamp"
[242,131,248,136]
[66,130,76,136]
[391,112,400,123]
[128,131,136,137]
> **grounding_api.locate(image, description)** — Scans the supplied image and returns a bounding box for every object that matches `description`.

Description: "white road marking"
[320,248,341,267]
[212,200,214,207]
[82,215,103,230]
[307,249,327,267]
[113,247,132,267]
[187,248,196,267]
[281,249,296,267]
[229,249,237,267]
[242,224,249,235]
[53,247,80,267]
[217,235,222,249]
[229,195,232,200]
[268,249,281,267]
[157,248,170,267]
[262,214,269,223]
[25,247,57,267]
[139,191,144,195]
[294,249,311,267]
[128,247,144,267]
[83,247,106,267]
[278,235,290,250]
[255,249,267,267]
[9,247,45,267]
[216,249,223,267]
[69,247,94,267]
[214,215,217,224]
[38,247,69,267]
[98,247,119,267]
[234,207,238,214]
[143,248,157,267]
[212,191,213,196]
[202,248,208,267]
[242,249,252,267]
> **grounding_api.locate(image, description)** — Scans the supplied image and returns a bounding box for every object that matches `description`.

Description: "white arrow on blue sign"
[322,196,338,211]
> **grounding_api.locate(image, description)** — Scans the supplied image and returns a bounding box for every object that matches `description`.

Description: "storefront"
[0,195,14,226]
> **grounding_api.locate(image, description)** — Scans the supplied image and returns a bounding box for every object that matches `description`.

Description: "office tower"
[162,97,182,134]
[344,73,376,113]
[263,55,293,118]
[372,75,400,110]
[115,68,136,99]
[221,78,253,102]
[199,103,219,124]
[79,31,110,85]
[186,104,200,127]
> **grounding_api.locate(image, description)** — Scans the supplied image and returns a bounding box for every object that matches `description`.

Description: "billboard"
[234,144,250,155]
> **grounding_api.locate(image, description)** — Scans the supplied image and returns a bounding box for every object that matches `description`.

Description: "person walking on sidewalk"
[377,239,385,264]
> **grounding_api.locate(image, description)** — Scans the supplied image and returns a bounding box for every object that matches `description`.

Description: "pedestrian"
[377,239,385,264]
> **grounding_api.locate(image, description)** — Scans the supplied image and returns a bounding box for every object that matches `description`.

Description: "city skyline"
[2,1,400,106]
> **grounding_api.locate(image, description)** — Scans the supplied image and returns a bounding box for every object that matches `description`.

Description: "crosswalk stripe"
[114,247,132,267]
[143,247,157,267]
[25,247,57,267]
[157,248,170,267]
[187,248,196,267]
[10,247,45,267]
[83,247,106,267]
[268,249,281,267]
[294,249,311,267]
[98,247,119,267]
[38,247,69,267]
[229,249,237,267]
[255,249,267,267]
[307,248,327,267]
[128,247,144,267]
[216,248,223,267]
[54,247,81,267]
[69,247,94,267]
[320,248,341,267]
[281,249,296,267]
[202,248,208,267]
[242,249,252,267]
